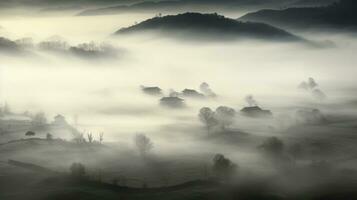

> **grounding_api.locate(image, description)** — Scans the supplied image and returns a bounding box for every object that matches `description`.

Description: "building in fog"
[141,86,163,96]
[181,89,205,98]
[160,97,185,108]
[241,106,272,118]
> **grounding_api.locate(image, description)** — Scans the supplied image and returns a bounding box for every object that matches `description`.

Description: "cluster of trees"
[198,106,236,133]
[259,136,308,163]
[258,136,335,175]
[295,108,327,125]
[298,77,326,100]
[1,35,119,59]
[199,82,216,98]
[72,131,104,144]
[69,42,117,58]
[38,38,68,51]
[13,36,118,58]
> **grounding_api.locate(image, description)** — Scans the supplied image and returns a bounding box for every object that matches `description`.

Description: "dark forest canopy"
[115,13,303,42]
[239,0,357,31]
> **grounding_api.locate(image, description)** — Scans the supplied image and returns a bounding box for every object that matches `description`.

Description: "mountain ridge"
[78,0,335,16]
[239,0,357,31]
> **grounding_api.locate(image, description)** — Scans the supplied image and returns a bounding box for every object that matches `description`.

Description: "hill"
[2,160,357,200]
[114,13,303,42]
[239,0,357,31]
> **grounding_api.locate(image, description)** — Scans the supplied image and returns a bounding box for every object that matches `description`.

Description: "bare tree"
[134,133,154,156]
[87,132,93,143]
[46,133,53,140]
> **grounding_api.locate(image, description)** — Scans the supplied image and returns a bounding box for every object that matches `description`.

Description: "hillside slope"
[115,13,303,41]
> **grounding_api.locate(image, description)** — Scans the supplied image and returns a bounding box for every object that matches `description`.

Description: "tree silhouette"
[46,133,53,140]
[25,131,35,137]
[99,132,104,144]
[198,107,218,134]
[70,162,86,179]
[215,106,236,130]
[134,133,153,156]
[32,112,47,126]
[259,137,284,156]
[212,154,237,180]
[87,132,93,143]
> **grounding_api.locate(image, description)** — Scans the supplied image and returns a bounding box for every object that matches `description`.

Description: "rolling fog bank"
[1,13,357,193]
[1,14,357,140]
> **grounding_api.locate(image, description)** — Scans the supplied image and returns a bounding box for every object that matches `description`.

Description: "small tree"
[25,131,36,137]
[87,132,93,143]
[99,132,104,144]
[212,154,237,180]
[32,112,47,126]
[134,133,153,156]
[198,107,218,134]
[70,162,86,179]
[46,133,53,140]
[3,102,11,115]
[215,106,236,130]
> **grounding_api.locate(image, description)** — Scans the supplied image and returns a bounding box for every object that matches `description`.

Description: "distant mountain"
[291,0,337,7]
[114,13,303,42]
[78,0,341,16]
[0,0,337,11]
[78,0,298,16]
[0,0,148,11]
[239,0,357,31]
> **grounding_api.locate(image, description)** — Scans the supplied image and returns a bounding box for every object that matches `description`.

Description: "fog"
[1,11,357,194]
